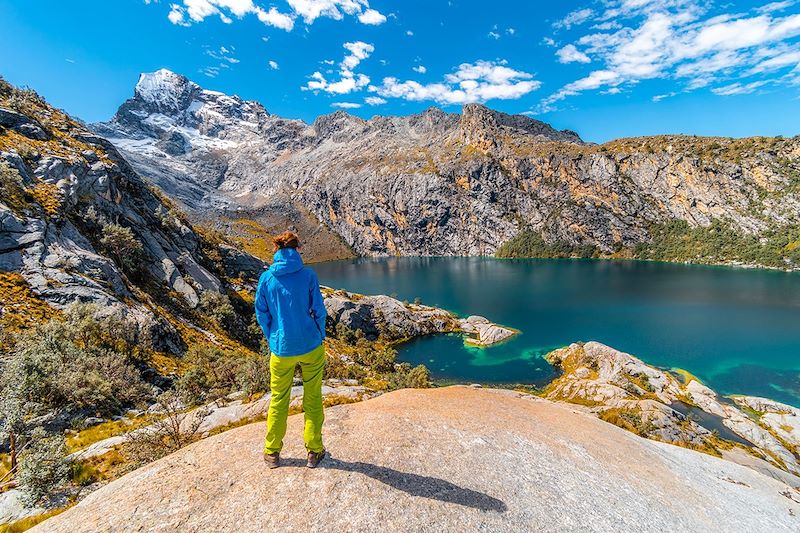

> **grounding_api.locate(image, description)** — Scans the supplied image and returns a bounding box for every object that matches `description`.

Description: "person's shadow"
[282,454,507,513]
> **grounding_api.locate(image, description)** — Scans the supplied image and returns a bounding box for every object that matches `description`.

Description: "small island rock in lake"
[460,315,517,346]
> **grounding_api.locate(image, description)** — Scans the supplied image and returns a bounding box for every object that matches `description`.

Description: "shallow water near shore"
[314,257,800,407]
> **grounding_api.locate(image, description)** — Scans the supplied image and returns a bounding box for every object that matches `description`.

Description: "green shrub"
[0,160,29,213]
[235,354,270,400]
[323,353,365,381]
[335,322,358,344]
[177,346,269,404]
[635,219,800,269]
[497,228,598,259]
[3,310,149,416]
[18,428,71,505]
[99,223,143,274]
[355,347,397,373]
[123,391,209,467]
[389,363,432,389]
[199,291,236,330]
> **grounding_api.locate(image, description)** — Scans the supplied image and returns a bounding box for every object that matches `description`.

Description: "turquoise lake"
[313,258,800,407]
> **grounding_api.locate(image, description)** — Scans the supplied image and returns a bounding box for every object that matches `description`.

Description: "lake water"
[313,257,800,407]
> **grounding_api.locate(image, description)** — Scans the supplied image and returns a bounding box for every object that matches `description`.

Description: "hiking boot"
[264,452,280,469]
[306,449,326,469]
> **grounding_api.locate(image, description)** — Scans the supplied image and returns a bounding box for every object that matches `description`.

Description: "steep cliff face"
[93,69,800,265]
[0,77,264,353]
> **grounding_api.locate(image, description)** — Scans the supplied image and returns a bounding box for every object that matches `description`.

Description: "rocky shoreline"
[543,342,800,479]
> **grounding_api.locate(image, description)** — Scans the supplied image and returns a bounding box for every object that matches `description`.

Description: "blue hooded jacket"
[254,248,327,357]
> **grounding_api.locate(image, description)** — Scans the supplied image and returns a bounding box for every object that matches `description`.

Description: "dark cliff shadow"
[280,454,507,513]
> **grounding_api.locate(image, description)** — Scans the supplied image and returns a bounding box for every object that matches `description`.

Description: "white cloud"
[539,69,622,112]
[341,41,374,71]
[540,1,800,111]
[372,60,541,105]
[304,41,374,94]
[487,25,515,39]
[331,101,362,108]
[406,30,414,36]
[413,65,427,74]
[257,6,294,30]
[200,65,221,77]
[365,96,386,105]
[168,4,190,25]
[287,0,385,25]
[206,45,239,63]
[554,8,594,30]
[749,48,800,73]
[592,21,622,31]
[159,0,384,30]
[268,60,279,70]
[164,0,295,30]
[358,8,386,25]
[652,91,677,101]
[758,1,795,14]
[712,80,770,95]
[557,44,591,63]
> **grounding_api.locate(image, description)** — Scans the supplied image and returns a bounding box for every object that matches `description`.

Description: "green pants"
[264,344,325,454]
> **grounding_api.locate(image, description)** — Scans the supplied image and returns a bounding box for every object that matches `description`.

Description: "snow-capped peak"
[134,69,198,114]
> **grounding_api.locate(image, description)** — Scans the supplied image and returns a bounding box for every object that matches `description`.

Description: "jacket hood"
[270,248,304,277]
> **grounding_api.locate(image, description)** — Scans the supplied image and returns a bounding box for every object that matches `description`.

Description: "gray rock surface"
[36,387,800,532]
[0,107,49,140]
[0,489,44,525]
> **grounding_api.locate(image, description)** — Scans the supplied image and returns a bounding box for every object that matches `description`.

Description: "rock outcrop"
[34,387,800,532]
[323,289,459,340]
[322,290,515,345]
[544,342,800,476]
[93,69,800,266]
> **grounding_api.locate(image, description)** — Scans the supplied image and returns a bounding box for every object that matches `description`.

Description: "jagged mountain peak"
[460,103,583,144]
[102,69,270,140]
[134,69,199,114]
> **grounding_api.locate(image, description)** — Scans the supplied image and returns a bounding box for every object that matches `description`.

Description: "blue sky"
[1,0,799,142]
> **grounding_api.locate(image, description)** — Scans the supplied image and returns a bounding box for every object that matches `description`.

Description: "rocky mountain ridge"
[93,69,800,267]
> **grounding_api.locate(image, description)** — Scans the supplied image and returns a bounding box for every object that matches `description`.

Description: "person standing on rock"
[255,231,328,469]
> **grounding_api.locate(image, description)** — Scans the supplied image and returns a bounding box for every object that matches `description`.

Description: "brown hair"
[272,231,300,250]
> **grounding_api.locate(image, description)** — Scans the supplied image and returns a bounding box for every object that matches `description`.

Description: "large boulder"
[0,107,49,140]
